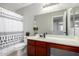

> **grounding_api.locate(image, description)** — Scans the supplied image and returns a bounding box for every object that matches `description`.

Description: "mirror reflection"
[34,6,79,36]
[35,10,66,35]
[53,16,64,35]
[70,7,79,36]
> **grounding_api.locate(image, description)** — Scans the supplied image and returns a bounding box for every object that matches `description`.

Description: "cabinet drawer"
[27,39,35,46]
[36,41,46,47]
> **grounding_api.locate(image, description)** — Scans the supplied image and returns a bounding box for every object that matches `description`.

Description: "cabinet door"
[36,46,48,56]
[27,45,35,56]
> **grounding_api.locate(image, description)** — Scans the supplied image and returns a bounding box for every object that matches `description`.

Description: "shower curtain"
[0,7,24,56]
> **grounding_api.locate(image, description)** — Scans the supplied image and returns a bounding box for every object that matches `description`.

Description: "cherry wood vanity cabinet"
[27,39,50,56]
[27,39,79,56]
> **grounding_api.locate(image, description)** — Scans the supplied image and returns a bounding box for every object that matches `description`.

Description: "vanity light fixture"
[42,3,58,8]
[42,3,59,11]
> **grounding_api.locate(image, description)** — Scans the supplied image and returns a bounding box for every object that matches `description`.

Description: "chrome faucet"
[43,33,45,38]
[43,32,47,38]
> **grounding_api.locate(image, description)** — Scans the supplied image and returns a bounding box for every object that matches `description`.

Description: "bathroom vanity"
[27,35,79,56]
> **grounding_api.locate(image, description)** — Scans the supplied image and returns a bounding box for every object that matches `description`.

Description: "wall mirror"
[35,9,67,35]
[34,6,79,36]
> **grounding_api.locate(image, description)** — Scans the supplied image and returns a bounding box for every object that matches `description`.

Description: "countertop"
[27,35,79,47]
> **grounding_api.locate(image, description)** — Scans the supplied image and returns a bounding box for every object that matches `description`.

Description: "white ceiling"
[0,3,32,11]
